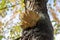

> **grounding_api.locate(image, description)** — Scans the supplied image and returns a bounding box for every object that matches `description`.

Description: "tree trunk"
[16,0,54,40]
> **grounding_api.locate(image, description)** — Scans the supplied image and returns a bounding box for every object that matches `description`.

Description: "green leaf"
[0,35,3,40]
[0,0,6,10]
[54,0,56,3]
[57,24,60,27]
[21,0,24,3]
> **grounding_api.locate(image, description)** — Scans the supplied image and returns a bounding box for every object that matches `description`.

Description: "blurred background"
[0,0,60,40]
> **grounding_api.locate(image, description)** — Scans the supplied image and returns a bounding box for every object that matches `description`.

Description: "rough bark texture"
[16,0,53,40]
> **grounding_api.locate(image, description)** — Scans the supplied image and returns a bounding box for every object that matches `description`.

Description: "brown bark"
[16,0,54,40]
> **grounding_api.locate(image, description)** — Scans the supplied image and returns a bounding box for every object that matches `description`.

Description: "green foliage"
[0,35,3,40]
[52,20,60,34]
[21,0,24,3]
[0,0,6,10]
[10,25,22,39]
[54,0,56,3]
